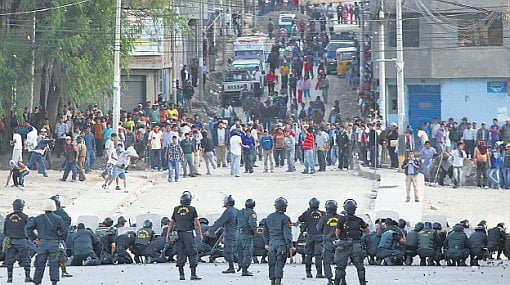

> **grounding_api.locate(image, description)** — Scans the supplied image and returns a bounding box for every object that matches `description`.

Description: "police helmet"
[414,222,424,231]
[224,195,235,207]
[343,199,357,215]
[453,223,464,232]
[12,199,25,212]
[398,219,407,229]
[424,222,432,230]
[274,197,288,212]
[459,219,470,228]
[432,222,442,230]
[180,191,193,206]
[117,216,127,225]
[143,219,153,229]
[161,217,171,226]
[50,195,61,208]
[308,197,320,209]
[103,217,114,227]
[324,200,338,214]
[198,217,209,225]
[497,222,505,228]
[245,198,256,209]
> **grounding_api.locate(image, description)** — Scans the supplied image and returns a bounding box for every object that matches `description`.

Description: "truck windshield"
[231,64,259,73]
[224,72,251,82]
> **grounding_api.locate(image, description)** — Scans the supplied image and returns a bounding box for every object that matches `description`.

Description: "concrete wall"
[440,78,509,124]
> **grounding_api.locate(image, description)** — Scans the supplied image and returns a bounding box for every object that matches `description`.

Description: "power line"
[0,0,93,16]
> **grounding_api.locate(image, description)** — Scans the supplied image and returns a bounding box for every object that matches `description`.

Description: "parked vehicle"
[221,70,252,106]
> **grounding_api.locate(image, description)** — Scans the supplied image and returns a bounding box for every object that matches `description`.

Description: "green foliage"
[0,0,188,117]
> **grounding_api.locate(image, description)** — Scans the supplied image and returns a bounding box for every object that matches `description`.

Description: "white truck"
[221,70,253,106]
[233,36,268,74]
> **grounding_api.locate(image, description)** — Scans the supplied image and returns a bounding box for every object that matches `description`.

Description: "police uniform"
[236,207,258,274]
[334,214,368,285]
[298,207,325,277]
[69,228,100,266]
[208,205,238,271]
[114,231,136,264]
[132,226,155,263]
[4,210,31,282]
[377,225,404,264]
[171,204,199,270]
[26,212,69,284]
[96,226,117,264]
[468,227,488,266]
[263,211,292,283]
[317,212,341,281]
[444,224,471,265]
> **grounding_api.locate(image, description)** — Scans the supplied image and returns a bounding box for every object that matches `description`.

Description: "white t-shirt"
[13,133,22,150]
[230,135,242,156]
[149,131,163,149]
[106,140,117,164]
[451,149,466,167]
[417,130,429,145]
[217,128,226,146]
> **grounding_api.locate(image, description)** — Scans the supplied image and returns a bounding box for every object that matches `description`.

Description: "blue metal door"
[408,85,441,130]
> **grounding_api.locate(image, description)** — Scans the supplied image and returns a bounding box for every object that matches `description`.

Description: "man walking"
[60,136,78,182]
[261,130,275,173]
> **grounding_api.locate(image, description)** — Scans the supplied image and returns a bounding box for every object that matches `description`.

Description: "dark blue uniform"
[171,205,199,268]
[334,214,368,284]
[69,229,100,266]
[298,208,325,275]
[377,226,404,264]
[114,231,136,264]
[236,208,258,270]
[316,213,341,280]
[263,212,293,281]
[444,225,470,265]
[209,206,238,263]
[4,211,31,278]
[25,212,69,284]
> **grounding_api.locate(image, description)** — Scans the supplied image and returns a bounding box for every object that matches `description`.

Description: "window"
[389,15,420,47]
[388,85,398,114]
[458,14,503,46]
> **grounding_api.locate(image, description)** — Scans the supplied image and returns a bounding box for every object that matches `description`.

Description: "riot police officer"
[4,199,32,283]
[69,223,101,266]
[444,223,471,266]
[431,222,446,265]
[333,199,369,285]
[469,224,488,266]
[132,219,155,263]
[404,222,424,265]
[96,217,117,264]
[263,197,294,285]
[114,231,136,264]
[25,199,69,285]
[316,200,341,285]
[298,197,325,278]
[236,198,258,276]
[167,191,202,280]
[114,216,128,228]
[207,194,238,274]
[50,195,72,278]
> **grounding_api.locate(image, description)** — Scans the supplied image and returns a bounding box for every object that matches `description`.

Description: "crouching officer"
[207,195,238,274]
[469,223,488,266]
[25,199,69,285]
[114,231,136,264]
[167,191,203,280]
[236,198,258,276]
[69,223,101,266]
[263,197,294,285]
[334,199,369,285]
[316,200,341,285]
[4,199,32,283]
[404,222,423,265]
[298,197,325,278]
[444,224,470,266]
[132,219,155,263]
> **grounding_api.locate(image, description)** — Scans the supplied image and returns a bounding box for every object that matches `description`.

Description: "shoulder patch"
[252,213,257,219]
[287,221,292,228]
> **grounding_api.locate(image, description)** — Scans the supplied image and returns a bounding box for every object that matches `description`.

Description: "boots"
[316,262,324,278]
[241,267,253,276]
[222,262,236,274]
[61,265,73,278]
[179,267,185,280]
[404,255,413,265]
[7,267,13,283]
[358,270,367,284]
[305,263,313,278]
[274,278,282,285]
[190,267,201,280]
[271,279,276,285]
[420,257,426,266]
[25,267,33,282]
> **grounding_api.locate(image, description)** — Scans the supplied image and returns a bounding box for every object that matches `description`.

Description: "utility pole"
[221,0,226,64]
[396,0,406,159]
[112,0,122,134]
[197,1,204,101]
[378,0,386,122]
[359,3,365,88]
[30,12,36,111]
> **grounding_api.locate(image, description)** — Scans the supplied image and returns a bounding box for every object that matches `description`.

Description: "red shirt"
[266,73,277,84]
[302,132,315,150]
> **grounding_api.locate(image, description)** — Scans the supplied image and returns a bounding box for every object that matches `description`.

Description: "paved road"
[7,262,508,284]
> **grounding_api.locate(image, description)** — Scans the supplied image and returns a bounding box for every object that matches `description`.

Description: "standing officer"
[316,200,341,285]
[236,198,258,276]
[298,197,325,278]
[167,191,203,280]
[50,195,73,277]
[4,199,32,283]
[263,197,294,285]
[334,199,369,285]
[25,199,69,285]
[206,195,238,274]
